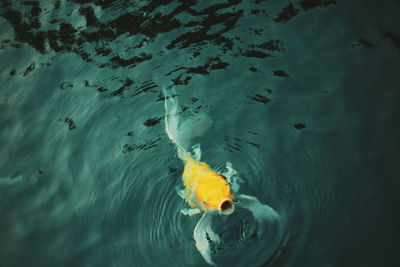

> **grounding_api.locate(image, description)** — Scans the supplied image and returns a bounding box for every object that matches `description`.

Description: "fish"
[163,88,281,266]
[181,151,235,215]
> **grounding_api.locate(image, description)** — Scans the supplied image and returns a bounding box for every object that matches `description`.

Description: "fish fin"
[176,187,185,199]
[193,212,218,266]
[222,161,241,193]
[206,225,221,244]
[236,194,281,236]
[191,143,202,161]
[180,208,201,216]
[163,88,211,158]
[163,87,186,158]
[177,187,198,208]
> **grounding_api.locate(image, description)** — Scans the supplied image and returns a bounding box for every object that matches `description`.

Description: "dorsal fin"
[191,143,202,161]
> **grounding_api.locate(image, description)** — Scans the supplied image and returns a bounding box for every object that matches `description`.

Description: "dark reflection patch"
[0,0,338,86]
[253,40,285,52]
[59,82,74,90]
[22,62,35,76]
[110,53,153,69]
[60,117,77,130]
[379,27,400,49]
[106,78,135,98]
[274,3,300,23]
[132,81,158,97]
[224,135,261,152]
[273,70,289,78]
[249,67,258,72]
[143,117,162,127]
[123,137,161,152]
[299,0,338,11]
[79,6,98,27]
[293,123,306,130]
[245,141,261,149]
[359,38,374,48]
[250,94,271,104]
[242,50,270,58]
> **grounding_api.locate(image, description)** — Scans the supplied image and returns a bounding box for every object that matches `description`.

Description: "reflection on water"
[1,0,400,267]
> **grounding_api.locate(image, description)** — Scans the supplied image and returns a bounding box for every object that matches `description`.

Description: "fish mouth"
[218,198,234,215]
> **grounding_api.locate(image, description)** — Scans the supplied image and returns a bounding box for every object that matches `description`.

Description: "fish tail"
[163,87,188,160]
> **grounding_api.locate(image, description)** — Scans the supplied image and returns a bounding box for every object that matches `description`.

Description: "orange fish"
[181,152,234,215]
[163,88,282,266]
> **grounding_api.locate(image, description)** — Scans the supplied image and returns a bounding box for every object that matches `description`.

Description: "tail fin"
[163,87,186,159]
[163,87,212,161]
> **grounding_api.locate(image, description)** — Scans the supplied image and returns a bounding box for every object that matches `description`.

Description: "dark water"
[1,0,399,266]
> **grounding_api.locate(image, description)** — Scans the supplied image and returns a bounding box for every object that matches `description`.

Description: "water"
[1,1,399,266]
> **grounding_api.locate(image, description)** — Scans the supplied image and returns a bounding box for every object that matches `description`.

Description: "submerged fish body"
[182,153,234,212]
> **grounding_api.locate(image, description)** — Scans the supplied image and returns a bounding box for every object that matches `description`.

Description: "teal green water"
[1,1,400,266]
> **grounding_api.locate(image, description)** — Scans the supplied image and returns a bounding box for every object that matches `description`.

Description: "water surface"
[1,1,399,266]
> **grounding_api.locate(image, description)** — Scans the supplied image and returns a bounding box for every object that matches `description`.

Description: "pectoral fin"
[193,212,220,266]
[236,194,281,236]
[222,161,241,193]
[180,208,201,216]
